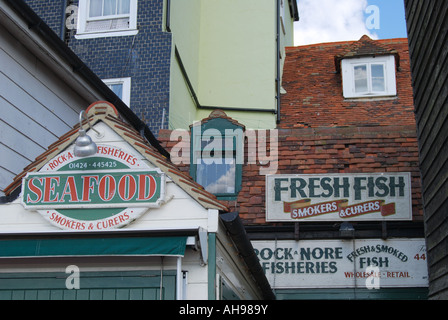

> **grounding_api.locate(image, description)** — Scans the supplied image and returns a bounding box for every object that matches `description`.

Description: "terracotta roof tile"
[280,37,414,129]
[334,35,400,72]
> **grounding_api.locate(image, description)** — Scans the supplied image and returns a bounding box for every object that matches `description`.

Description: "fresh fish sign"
[266,173,412,222]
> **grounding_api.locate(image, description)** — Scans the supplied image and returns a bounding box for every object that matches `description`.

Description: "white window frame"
[103,77,131,106]
[341,55,397,99]
[76,0,138,39]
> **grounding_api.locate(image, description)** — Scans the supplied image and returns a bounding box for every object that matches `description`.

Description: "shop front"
[252,238,428,300]
[0,102,273,300]
[251,172,429,300]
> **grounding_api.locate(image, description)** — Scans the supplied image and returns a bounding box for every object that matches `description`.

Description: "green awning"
[0,236,187,258]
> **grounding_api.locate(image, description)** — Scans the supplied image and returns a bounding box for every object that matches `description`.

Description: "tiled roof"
[280,36,414,128]
[158,124,424,225]
[4,101,228,212]
[233,125,423,224]
[334,35,400,72]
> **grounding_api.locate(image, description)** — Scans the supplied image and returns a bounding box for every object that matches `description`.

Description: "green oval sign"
[21,145,165,231]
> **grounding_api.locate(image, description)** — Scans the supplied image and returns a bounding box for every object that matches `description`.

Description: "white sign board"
[252,239,428,289]
[266,173,412,222]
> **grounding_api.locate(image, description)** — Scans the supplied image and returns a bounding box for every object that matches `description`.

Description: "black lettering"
[290,178,307,198]
[333,177,350,198]
[335,247,343,259]
[312,248,324,259]
[305,262,315,274]
[320,177,333,198]
[329,261,338,273]
[324,247,335,259]
[354,177,367,201]
[389,177,405,197]
[260,248,273,260]
[285,262,295,274]
[367,177,375,197]
[309,178,320,198]
[375,177,389,197]
[274,178,289,201]
[300,248,311,260]
[283,248,294,260]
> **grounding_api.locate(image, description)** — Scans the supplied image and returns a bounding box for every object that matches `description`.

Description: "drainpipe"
[276,0,281,124]
[165,0,171,32]
[60,0,68,40]
[176,256,183,300]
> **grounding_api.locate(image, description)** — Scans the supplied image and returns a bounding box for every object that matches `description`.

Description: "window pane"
[372,78,385,92]
[196,158,236,194]
[108,83,123,99]
[371,64,384,78]
[104,0,117,16]
[89,0,102,17]
[354,65,368,93]
[371,64,385,92]
[118,0,130,14]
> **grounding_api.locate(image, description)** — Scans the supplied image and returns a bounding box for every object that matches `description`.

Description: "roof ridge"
[286,37,408,52]
[334,35,401,72]
[338,35,398,57]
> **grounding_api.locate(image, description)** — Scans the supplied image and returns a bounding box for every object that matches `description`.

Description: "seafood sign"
[22,171,161,209]
[21,145,165,231]
[266,173,412,222]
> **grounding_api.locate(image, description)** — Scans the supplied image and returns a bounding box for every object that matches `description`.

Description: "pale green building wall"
[168,0,296,130]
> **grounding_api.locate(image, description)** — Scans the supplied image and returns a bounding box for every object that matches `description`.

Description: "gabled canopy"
[334,35,401,73]
[3,101,228,212]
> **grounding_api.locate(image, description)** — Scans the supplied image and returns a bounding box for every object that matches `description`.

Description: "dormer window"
[190,111,244,200]
[341,55,397,99]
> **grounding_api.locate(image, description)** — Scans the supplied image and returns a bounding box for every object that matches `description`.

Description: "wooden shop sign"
[22,171,162,209]
[266,173,412,222]
[21,145,165,231]
[252,239,428,289]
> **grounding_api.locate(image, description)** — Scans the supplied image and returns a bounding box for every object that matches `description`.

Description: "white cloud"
[294,0,378,46]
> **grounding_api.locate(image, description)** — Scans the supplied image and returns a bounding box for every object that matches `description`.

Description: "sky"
[294,0,408,46]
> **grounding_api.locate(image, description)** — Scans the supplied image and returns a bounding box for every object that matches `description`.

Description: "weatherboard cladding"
[405,0,448,299]
[4,102,228,212]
